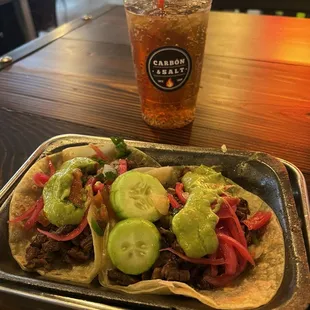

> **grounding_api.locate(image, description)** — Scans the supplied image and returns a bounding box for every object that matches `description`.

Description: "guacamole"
[181,165,226,192]
[172,166,226,258]
[43,157,96,227]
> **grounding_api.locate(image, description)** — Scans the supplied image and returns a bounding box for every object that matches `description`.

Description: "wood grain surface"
[0,4,116,70]
[0,109,115,188]
[62,6,310,65]
[1,5,309,185]
[1,47,309,182]
[211,0,310,12]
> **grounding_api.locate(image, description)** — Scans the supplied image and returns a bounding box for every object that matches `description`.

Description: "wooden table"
[0,6,310,307]
[1,5,309,190]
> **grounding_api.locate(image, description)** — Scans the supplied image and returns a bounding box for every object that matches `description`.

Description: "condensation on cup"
[124,0,212,129]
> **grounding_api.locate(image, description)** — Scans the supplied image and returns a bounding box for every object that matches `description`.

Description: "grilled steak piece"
[108,269,140,286]
[141,269,152,280]
[71,235,82,246]
[178,270,191,282]
[82,225,91,236]
[246,225,268,246]
[236,198,250,221]
[31,234,48,248]
[158,215,172,230]
[42,240,61,252]
[158,227,176,245]
[199,275,213,290]
[245,226,252,245]
[25,224,94,271]
[189,266,204,286]
[161,260,190,282]
[54,225,75,235]
[126,160,138,170]
[63,254,75,265]
[161,260,178,280]
[80,234,93,253]
[26,258,50,270]
[151,267,162,279]
[26,246,40,261]
[171,240,184,253]
[67,247,89,263]
[153,251,174,268]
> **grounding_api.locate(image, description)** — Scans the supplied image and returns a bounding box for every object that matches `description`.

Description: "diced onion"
[103,164,116,174]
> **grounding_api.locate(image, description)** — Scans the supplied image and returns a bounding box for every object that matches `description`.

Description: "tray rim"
[279,158,310,260]
[0,134,309,310]
[0,133,280,203]
[0,281,126,310]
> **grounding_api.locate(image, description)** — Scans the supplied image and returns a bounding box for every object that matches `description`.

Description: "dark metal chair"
[0,0,58,56]
[0,1,28,55]
[212,0,310,16]
[29,0,57,34]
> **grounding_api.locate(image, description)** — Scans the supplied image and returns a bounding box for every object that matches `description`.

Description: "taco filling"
[24,224,94,271]
[9,138,160,283]
[100,164,284,309]
[106,166,272,288]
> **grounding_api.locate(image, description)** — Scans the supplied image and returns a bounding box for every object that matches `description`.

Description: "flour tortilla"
[99,166,285,309]
[9,142,160,284]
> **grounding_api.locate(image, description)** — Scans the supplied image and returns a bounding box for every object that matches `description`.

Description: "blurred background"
[0,0,309,56]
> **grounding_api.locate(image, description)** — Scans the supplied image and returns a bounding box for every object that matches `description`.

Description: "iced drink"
[125,0,211,128]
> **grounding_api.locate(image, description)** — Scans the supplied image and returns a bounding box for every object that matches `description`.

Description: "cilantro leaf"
[95,171,117,183]
[92,157,107,166]
[95,173,105,183]
[111,137,131,159]
[105,171,117,181]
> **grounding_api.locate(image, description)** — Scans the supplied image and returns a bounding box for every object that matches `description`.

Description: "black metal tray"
[0,135,309,310]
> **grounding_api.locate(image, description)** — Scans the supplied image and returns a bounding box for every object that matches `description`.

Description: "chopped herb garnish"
[110,137,123,145]
[111,137,131,159]
[92,157,107,166]
[95,171,117,183]
[91,218,104,236]
[105,171,117,181]
[96,173,105,183]
[81,175,88,185]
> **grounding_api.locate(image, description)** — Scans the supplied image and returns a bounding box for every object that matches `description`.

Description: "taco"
[99,165,285,309]
[8,138,160,284]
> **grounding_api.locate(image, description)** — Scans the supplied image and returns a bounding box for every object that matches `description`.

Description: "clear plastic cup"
[124,0,212,129]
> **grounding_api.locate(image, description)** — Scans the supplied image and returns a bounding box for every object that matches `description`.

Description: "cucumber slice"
[110,171,169,222]
[108,218,160,275]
